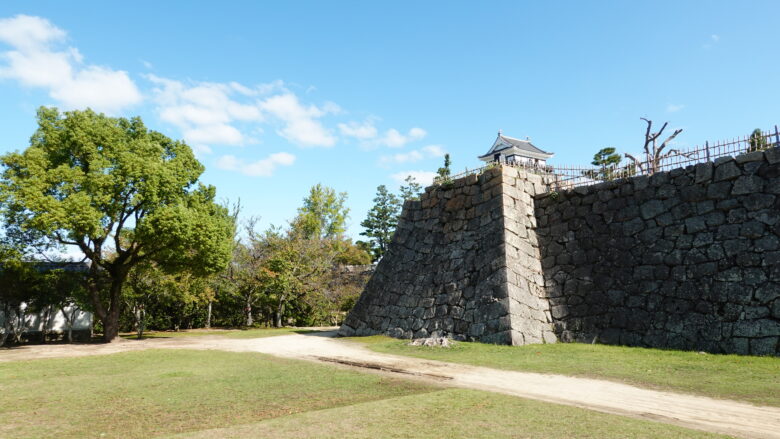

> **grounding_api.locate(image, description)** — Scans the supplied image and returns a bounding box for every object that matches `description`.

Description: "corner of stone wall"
[498,166,557,345]
[339,165,517,343]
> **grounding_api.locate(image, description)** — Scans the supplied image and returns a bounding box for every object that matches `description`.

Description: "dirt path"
[3,331,779,439]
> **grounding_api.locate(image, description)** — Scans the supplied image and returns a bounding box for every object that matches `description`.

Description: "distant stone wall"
[536,150,780,355]
[341,148,780,355]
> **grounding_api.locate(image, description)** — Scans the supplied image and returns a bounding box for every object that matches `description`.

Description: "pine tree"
[587,147,622,181]
[399,175,423,201]
[748,129,767,152]
[360,185,401,261]
[435,154,452,184]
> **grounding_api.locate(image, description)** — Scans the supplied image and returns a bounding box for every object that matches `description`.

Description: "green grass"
[0,349,432,439]
[0,350,729,439]
[173,388,729,439]
[119,327,312,340]
[351,336,780,407]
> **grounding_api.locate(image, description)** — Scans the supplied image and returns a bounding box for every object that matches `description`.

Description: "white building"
[479,131,554,166]
[0,304,92,341]
[1,261,92,342]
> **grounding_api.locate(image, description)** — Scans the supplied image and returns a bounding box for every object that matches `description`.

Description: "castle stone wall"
[340,148,780,355]
[536,151,780,355]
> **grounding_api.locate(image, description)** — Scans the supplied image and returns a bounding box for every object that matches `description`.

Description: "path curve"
[3,331,779,439]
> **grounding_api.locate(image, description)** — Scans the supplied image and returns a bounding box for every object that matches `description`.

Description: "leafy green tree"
[355,240,373,257]
[26,265,87,343]
[0,107,234,341]
[46,269,89,343]
[399,175,423,201]
[124,261,213,337]
[332,239,372,265]
[360,185,401,261]
[749,128,767,152]
[252,229,336,327]
[292,184,349,239]
[0,244,36,345]
[229,240,268,327]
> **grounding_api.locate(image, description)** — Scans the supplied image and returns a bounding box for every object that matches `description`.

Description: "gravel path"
[3,330,778,439]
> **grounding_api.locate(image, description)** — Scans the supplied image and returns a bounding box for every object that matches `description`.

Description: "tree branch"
[641,118,653,155]
[656,128,683,155]
[624,153,645,173]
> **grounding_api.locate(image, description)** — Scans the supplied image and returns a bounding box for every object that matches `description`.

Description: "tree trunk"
[205,301,212,329]
[68,307,77,343]
[13,304,26,344]
[245,297,253,327]
[135,305,145,339]
[1,303,11,347]
[274,300,285,328]
[61,306,75,343]
[101,281,124,342]
[41,305,51,344]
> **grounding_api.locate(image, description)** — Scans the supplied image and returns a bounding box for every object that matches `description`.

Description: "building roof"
[479,132,554,161]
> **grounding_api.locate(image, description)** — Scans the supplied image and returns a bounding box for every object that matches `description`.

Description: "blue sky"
[1,1,778,239]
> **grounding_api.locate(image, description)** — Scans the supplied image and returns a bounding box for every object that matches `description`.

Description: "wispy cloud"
[340,118,426,148]
[380,144,445,166]
[0,14,142,114]
[338,119,378,140]
[146,74,267,149]
[666,103,685,113]
[703,34,720,49]
[148,76,338,150]
[215,152,296,177]
[259,93,338,147]
[378,127,427,148]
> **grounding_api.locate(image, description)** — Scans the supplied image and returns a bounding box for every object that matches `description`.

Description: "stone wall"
[340,148,780,355]
[341,168,508,342]
[536,150,780,355]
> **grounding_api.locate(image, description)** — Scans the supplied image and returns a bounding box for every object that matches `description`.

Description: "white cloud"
[391,170,438,186]
[0,15,65,51]
[184,124,245,146]
[376,127,427,148]
[421,144,445,156]
[338,119,378,139]
[666,103,685,113]
[215,152,296,177]
[147,74,269,147]
[0,14,142,114]
[148,75,340,151]
[258,93,337,147]
[339,118,427,148]
[711,34,720,42]
[380,144,446,166]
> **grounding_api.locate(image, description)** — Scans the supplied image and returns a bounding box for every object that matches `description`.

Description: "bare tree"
[625,118,683,175]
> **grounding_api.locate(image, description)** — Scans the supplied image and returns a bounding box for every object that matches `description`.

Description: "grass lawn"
[351,336,780,407]
[0,349,730,439]
[174,388,728,439]
[0,349,431,438]
[118,327,313,340]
